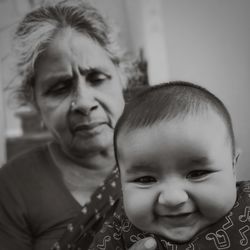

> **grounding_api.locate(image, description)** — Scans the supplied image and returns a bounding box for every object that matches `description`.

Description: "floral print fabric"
[51,167,121,250]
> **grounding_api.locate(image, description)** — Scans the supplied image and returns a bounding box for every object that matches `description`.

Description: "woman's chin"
[70,138,113,156]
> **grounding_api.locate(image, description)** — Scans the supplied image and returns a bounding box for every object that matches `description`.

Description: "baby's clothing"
[89,181,250,249]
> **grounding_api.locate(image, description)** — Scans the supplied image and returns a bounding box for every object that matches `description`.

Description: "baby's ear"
[233,148,241,168]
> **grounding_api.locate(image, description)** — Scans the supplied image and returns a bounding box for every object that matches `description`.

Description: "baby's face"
[118,110,237,243]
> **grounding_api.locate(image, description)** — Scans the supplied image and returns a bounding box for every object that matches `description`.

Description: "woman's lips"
[74,122,103,130]
[72,122,107,135]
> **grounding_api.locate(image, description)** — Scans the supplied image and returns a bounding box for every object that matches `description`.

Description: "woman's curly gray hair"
[13,0,130,106]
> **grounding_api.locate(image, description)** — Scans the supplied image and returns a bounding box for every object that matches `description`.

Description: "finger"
[128,237,157,250]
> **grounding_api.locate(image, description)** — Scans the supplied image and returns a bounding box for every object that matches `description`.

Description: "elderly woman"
[0,1,156,250]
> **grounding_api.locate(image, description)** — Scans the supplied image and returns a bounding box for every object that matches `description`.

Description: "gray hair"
[13,0,130,106]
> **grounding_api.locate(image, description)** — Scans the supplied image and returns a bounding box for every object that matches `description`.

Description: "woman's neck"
[49,141,116,172]
[48,141,116,206]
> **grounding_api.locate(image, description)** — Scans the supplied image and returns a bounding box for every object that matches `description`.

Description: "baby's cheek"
[123,189,139,216]
[194,182,237,222]
[123,189,153,227]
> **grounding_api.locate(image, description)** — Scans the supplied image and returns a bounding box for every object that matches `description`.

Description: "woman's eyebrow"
[40,73,72,84]
[79,66,107,75]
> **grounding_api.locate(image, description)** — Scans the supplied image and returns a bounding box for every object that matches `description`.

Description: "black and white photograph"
[0,0,250,249]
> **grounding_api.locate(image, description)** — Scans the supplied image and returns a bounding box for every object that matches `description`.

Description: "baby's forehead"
[121,106,225,131]
[117,109,232,156]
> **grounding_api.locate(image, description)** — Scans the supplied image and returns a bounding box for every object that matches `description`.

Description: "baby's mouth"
[159,212,196,225]
[164,213,192,218]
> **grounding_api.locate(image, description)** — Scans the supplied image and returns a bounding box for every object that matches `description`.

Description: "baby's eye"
[186,170,212,180]
[133,176,157,184]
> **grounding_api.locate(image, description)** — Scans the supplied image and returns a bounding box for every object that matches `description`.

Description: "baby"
[90,81,250,250]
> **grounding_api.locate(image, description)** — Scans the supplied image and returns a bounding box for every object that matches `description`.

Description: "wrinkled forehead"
[47,28,105,57]
[34,27,116,80]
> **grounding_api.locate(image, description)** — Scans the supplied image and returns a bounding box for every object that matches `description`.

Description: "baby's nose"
[158,184,189,207]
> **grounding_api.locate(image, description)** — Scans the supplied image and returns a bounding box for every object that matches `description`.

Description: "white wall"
[0,0,28,164]
[0,0,31,142]
[91,0,132,53]
[161,0,250,180]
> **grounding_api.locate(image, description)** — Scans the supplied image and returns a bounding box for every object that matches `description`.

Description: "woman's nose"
[71,83,98,115]
[158,184,188,207]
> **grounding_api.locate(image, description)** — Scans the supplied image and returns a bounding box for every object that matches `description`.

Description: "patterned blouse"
[51,167,121,250]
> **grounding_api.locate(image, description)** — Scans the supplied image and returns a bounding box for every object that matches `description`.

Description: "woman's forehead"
[35,28,115,76]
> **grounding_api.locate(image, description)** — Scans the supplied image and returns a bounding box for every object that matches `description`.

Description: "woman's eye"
[187,170,212,180]
[46,80,71,96]
[133,176,156,184]
[87,72,111,85]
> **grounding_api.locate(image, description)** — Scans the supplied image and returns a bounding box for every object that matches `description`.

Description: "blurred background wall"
[0,0,249,180]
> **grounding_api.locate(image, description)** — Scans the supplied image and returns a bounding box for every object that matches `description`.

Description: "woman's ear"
[118,70,128,90]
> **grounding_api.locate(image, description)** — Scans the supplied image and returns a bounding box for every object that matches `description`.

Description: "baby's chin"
[156,219,226,244]
[155,229,198,244]
[142,218,214,244]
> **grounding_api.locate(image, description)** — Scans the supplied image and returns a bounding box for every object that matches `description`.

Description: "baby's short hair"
[114,81,235,160]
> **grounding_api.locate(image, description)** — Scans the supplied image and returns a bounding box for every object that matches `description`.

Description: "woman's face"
[34,28,125,158]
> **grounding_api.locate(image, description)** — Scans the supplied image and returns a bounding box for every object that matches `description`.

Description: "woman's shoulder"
[0,143,53,180]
